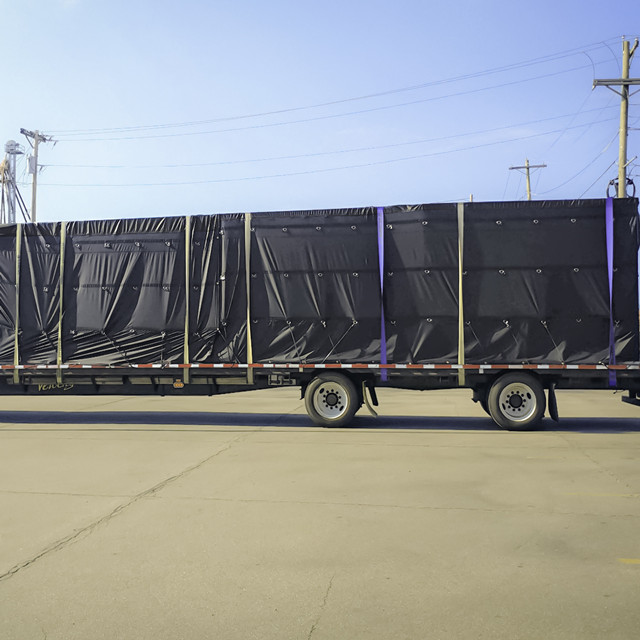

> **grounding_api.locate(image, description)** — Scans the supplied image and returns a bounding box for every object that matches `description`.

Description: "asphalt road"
[0,388,639,639]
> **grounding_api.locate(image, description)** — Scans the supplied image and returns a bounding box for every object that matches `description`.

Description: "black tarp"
[0,198,637,367]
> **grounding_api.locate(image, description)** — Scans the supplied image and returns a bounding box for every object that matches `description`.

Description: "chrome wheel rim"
[497,382,537,422]
[313,381,349,420]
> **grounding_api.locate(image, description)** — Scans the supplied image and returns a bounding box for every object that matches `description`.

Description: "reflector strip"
[1,363,637,371]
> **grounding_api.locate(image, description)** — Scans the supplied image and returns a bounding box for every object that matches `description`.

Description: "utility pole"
[594,37,640,198]
[20,129,53,222]
[509,159,547,200]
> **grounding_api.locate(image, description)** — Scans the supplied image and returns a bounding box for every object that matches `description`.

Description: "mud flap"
[362,381,379,418]
[548,383,559,422]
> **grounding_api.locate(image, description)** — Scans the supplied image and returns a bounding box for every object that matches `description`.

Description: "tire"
[487,373,546,431]
[304,372,359,428]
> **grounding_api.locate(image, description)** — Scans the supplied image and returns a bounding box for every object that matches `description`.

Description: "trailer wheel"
[487,373,545,431]
[304,372,359,428]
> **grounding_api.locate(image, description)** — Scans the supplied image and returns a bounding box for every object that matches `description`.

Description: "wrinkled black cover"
[0,199,637,367]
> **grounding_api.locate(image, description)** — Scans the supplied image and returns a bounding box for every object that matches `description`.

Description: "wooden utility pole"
[509,159,547,200]
[20,128,53,222]
[594,38,640,198]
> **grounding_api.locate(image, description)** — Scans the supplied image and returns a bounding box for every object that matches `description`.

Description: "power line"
[537,131,618,194]
[579,160,618,197]
[49,40,619,137]
[43,106,621,170]
[54,63,600,143]
[39,118,618,188]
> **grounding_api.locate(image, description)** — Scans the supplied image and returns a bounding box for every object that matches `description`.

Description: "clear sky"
[2,0,640,222]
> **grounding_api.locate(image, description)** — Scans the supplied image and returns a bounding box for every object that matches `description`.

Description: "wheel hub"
[498,383,536,422]
[314,384,347,418]
[324,392,339,407]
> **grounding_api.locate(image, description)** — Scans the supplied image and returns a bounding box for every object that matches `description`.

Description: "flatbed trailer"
[1,197,638,430]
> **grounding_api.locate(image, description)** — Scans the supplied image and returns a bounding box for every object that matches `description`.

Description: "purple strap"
[377,207,388,381]
[605,198,616,387]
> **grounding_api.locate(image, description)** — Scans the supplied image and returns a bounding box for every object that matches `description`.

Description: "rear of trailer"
[1,197,638,430]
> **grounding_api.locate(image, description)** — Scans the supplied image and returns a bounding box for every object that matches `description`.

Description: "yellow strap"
[244,213,254,384]
[57,222,66,384]
[13,224,22,384]
[457,203,465,387]
[183,216,191,384]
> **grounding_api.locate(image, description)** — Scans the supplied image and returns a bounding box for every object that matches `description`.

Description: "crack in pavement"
[144,495,640,517]
[308,574,335,639]
[0,434,247,583]
[555,432,638,494]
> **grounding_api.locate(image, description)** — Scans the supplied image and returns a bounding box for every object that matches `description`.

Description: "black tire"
[304,372,359,428]
[487,373,546,431]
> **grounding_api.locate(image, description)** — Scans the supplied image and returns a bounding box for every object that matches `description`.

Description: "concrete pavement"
[0,388,639,639]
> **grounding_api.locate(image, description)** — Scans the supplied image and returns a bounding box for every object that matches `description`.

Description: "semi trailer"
[1,197,638,430]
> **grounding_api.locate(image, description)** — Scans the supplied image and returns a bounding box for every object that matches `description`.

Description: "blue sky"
[3,0,640,222]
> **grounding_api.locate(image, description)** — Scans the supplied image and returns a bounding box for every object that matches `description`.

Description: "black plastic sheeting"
[0,198,637,367]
